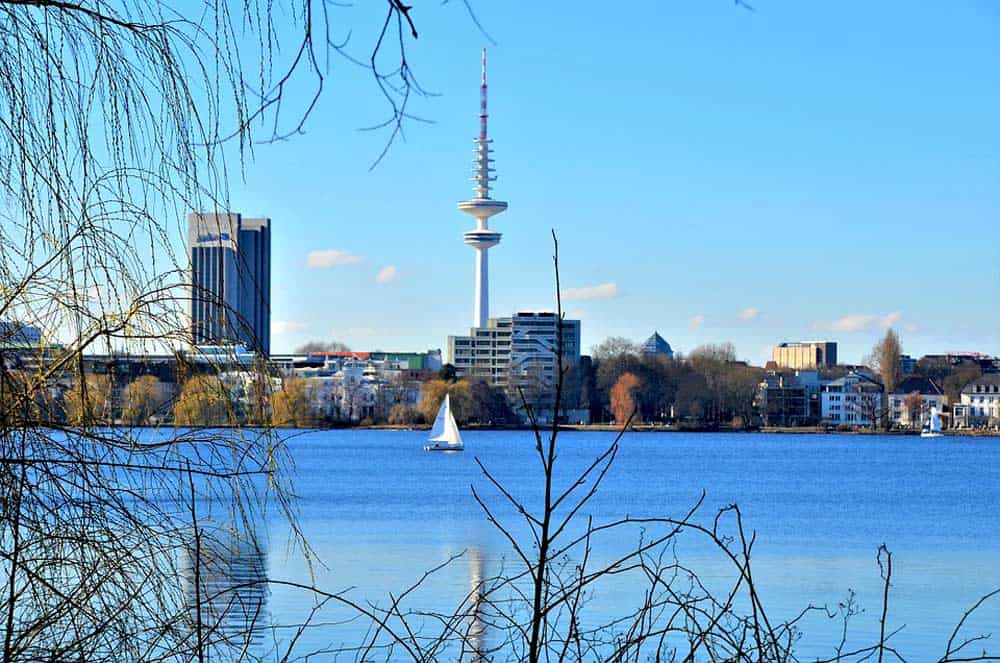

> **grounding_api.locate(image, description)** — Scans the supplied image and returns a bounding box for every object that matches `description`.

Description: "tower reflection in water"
[466,546,488,662]
[183,523,269,660]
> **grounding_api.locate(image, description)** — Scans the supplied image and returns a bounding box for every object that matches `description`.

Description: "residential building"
[642,332,674,358]
[448,312,581,420]
[758,370,821,426]
[821,371,883,427]
[886,376,945,429]
[271,349,442,422]
[952,374,1000,429]
[899,354,917,376]
[189,212,271,355]
[772,341,837,370]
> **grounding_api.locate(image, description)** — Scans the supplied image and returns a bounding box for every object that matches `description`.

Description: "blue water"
[258,430,1000,660]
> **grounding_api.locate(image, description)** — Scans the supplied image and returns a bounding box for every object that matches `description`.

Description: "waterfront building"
[642,332,674,358]
[448,312,581,420]
[886,376,945,429]
[952,374,1000,429]
[458,49,508,328]
[772,341,838,370]
[189,212,271,355]
[820,371,882,427]
[757,370,821,426]
[271,349,442,422]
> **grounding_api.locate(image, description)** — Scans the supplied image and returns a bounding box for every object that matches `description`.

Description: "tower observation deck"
[458,49,508,328]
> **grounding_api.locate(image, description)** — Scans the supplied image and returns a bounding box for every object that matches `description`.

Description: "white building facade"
[821,371,883,427]
[952,374,1000,429]
[270,350,440,422]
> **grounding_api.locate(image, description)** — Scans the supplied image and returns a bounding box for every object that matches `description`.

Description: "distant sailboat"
[920,406,944,438]
[424,393,464,451]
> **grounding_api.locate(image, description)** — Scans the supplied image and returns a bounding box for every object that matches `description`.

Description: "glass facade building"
[189,213,271,354]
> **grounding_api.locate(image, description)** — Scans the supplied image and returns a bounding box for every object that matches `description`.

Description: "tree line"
[570,338,762,427]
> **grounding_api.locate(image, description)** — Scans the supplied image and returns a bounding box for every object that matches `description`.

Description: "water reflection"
[466,546,487,662]
[183,522,269,661]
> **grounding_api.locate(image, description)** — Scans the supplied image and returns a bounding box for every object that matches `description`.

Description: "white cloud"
[374,265,399,284]
[689,314,705,331]
[814,312,903,333]
[565,310,587,320]
[561,282,620,302]
[272,320,308,335]
[738,307,759,321]
[306,249,364,269]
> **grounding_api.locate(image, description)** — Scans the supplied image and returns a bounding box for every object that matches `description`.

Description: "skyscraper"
[237,218,271,355]
[189,212,271,354]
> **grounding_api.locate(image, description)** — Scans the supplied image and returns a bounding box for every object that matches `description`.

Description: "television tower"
[458,48,508,328]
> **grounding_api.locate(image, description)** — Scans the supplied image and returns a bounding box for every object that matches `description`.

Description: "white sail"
[930,407,942,433]
[428,393,450,440]
[429,394,464,447]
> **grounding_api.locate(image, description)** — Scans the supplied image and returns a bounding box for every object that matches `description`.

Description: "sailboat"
[920,406,944,438]
[424,393,464,451]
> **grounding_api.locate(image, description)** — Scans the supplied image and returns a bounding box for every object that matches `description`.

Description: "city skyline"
[209,2,997,365]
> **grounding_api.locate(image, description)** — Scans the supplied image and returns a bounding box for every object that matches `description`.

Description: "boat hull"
[920,432,944,438]
[424,443,464,452]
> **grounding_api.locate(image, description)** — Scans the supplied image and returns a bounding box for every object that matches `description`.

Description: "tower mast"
[458,49,508,328]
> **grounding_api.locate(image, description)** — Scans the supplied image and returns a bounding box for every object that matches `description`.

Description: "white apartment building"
[821,371,883,427]
[952,374,1000,429]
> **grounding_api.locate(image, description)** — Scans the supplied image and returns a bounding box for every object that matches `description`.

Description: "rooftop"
[642,332,674,357]
[892,376,943,395]
[963,374,1000,392]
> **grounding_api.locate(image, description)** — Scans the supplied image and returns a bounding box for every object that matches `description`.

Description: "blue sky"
[222,1,999,365]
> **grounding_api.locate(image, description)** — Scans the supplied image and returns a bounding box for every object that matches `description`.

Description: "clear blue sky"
[222,1,1000,365]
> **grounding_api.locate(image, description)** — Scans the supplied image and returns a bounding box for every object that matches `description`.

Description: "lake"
[245,430,1000,660]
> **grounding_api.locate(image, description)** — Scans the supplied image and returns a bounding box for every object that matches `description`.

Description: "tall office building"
[772,341,837,370]
[189,212,271,354]
[448,312,581,414]
[237,218,271,355]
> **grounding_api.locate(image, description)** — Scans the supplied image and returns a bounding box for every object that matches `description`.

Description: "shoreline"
[122,423,1000,436]
[352,423,1000,436]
